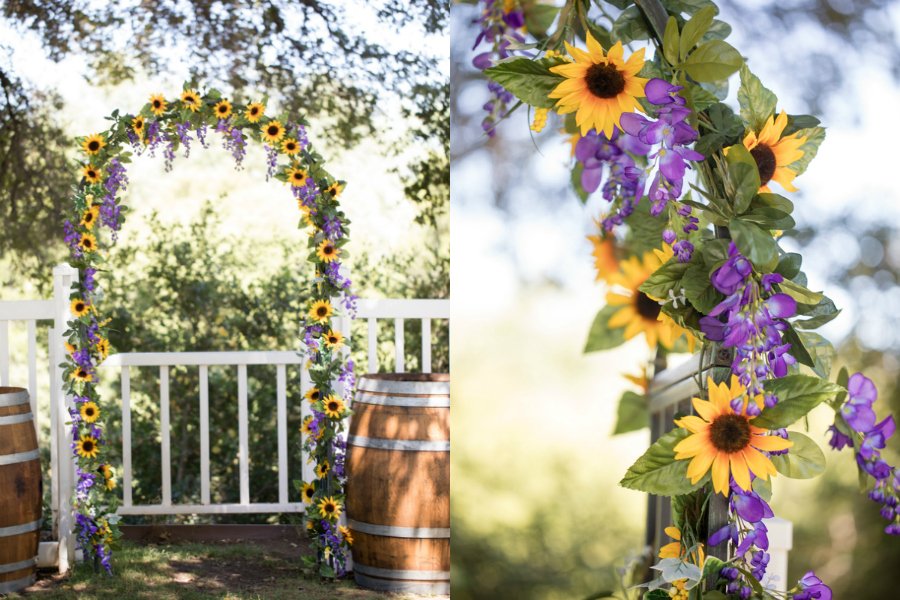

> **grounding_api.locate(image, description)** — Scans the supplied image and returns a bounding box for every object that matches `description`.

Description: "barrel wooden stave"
[0,387,41,593]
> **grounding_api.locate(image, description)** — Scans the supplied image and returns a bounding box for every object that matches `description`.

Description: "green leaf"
[642,591,669,600]
[581,591,617,600]
[743,207,794,230]
[755,375,844,429]
[584,304,627,353]
[832,366,850,409]
[729,161,761,214]
[750,192,794,215]
[683,264,724,313]
[700,20,732,43]
[794,296,840,329]
[681,40,743,82]
[701,556,727,581]
[702,592,729,600]
[770,431,826,479]
[663,16,680,64]
[571,163,589,203]
[724,142,756,169]
[729,218,777,268]
[774,253,802,280]
[784,114,821,136]
[777,279,823,306]
[482,57,566,109]
[319,563,336,578]
[784,127,826,177]
[665,0,719,16]
[625,196,668,254]
[620,428,709,496]
[798,330,834,379]
[523,3,560,38]
[737,65,778,133]
[752,475,772,502]
[781,323,815,370]
[702,238,731,268]
[639,254,695,300]
[611,6,652,44]
[613,391,648,435]
[680,6,715,59]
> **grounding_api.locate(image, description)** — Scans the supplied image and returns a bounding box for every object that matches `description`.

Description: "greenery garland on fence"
[472,0,897,598]
[62,83,355,577]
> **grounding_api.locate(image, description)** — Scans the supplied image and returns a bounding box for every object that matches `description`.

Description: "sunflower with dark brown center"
[149,93,167,116]
[180,89,201,112]
[316,240,340,263]
[287,167,309,188]
[317,495,342,520]
[82,134,106,155]
[71,299,91,317]
[262,120,285,143]
[322,395,346,418]
[76,435,100,459]
[281,138,300,156]
[81,164,102,184]
[727,110,806,193]
[324,329,344,350]
[307,299,333,323]
[214,99,233,119]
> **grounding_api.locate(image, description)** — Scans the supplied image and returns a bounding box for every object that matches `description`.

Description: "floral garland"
[474,1,897,598]
[63,84,355,576]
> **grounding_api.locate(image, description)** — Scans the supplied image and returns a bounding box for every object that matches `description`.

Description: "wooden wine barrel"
[347,373,450,594]
[0,387,42,594]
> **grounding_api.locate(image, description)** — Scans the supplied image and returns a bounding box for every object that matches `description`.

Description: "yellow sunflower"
[71,298,91,317]
[245,101,265,123]
[315,460,330,478]
[339,525,354,546]
[81,164,103,184]
[587,227,619,283]
[70,367,94,383]
[298,204,314,228]
[132,115,145,138]
[300,415,323,440]
[180,89,201,112]
[301,482,316,503]
[100,463,112,479]
[106,477,116,491]
[674,376,794,495]
[727,110,806,193]
[324,330,344,350]
[78,233,98,253]
[306,520,314,531]
[305,388,321,404]
[82,133,106,155]
[548,33,648,138]
[214,99,233,119]
[80,206,100,229]
[308,299,333,324]
[80,401,100,423]
[659,526,705,563]
[317,495,342,520]
[149,93,167,116]
[322,395,346,419]
[325,182,344,199]
[65,341,77,355]
[95,338,110,360]
[287,166,309,188]
[316,240,340,263]
[261,120,285,143]
[280,138,300,156]
[76,435,100,459]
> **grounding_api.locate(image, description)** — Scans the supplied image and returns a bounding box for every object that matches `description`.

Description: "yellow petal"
[712,452,730,495]
[771,167,799,192]
[550,63,589,78]
[622,78,647,98]
[620,48,646,76]
[729,451,752,492]
[686,447,717,483]
[770,110,789,139]
[608,306,636,328]
[644,324,659,348]
[606,41,624,63]
[551,78,588,95]
[605,292,632,306]
[676,415,709,434]
[674,432,710,456]
[624,317,643,340]
[692,397,721,422]
[749,433,794,452]
[742,445,777,479]
[585,31,606,57]
[564,41,593,64]
[659,541,682,559]
[742,129,759,151]
[664,526,681,541]
[756,114,777,146]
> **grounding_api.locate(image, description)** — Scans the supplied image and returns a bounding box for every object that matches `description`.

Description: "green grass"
[11,541,428,600]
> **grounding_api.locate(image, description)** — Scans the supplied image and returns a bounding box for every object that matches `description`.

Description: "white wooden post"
[0,320,8,385]
[160,365,171,506]
[238,364,250,505]
[300,364,315,485]
[27,319,38,435]
[367,318,377,373]
[763,516,792,592]
[421,318,432,373]
[276,364,288,505]
[395,318,405,373]
[199,365,210,505]
[48,328,59,539]
[122,366,132,507]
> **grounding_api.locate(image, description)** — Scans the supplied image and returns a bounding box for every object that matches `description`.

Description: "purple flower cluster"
[574,129,645,230]
[792,571,832,600]
[102,159,128,238]
[318,521,348,577]
[332,434,347,479]
[163,132,176,172]
[176,121,192,158]
[64,219,83,259]
[700,243,797,399]
[265,145,279,181]
[196,122,209,149]
[215,119,247,169]
[827,373,900,535]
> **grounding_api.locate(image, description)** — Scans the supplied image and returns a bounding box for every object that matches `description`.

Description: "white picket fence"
[0,264,450,573]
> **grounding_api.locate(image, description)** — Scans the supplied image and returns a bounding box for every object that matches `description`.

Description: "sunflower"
[80,401,100,423]
[132,115,146,138]
[588,227,619,284]
[105,477,116,491]
[70,367,94,383]
[548,33,648,138]
[306,520,314,531]
[78,233,98,253]
[325,182,344,199]
[308,299,333,323]
[316,240,340,263]
[180,89,201,112]
[727,110,806,193]
[339,525,354,546]
[95,338,110,360]
[81,164,103,184]
[149,93,167,116]
[315,460,330,478]
[100,463,112,479]
[317,495,342,520]
[245,101,265,123]
[76,435,100,459]
[214,99,233,119]
[82,133,106,155]
[659,526,705,564]
[674,376,793,495]
[71,298,91,317]
[80,206,100,229]
[300,482,316,503]
[305,388,321,404]
[281,138,301,156]
[299,204,314,228]
[323,395,346,419]
[324,329,344,350]
[65,341,77,354]
[261,120,285,143]
[287,166,309,188]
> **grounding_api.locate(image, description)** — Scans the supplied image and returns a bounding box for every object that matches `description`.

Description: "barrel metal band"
[0,390,29,407]
[348,518,450,539]
[354,562,450,581]
[0,449,40,466]
[354,572,449,594]
[0,519,41,538]
[0,557,37,574]
[347,435,449,452]
[0,574,36,594]
[358,378,450,396]
[355,392,450,408]
[0,412,33,426]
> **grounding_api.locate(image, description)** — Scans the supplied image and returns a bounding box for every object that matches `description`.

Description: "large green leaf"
[571,163,589,203]
[774,253,802,280]
[754,375,844,429]
[781,323,815,370]
[666,0,719,16]
[729,218,778,268]
[729,161,760,214]
[784,126,826,177]
[611,6,652,44]
[700,19,731,43]
[483,57,566,109]
[794,297,841,330]
[613,391,648,435]
[770,431,826,479]
[798,330,834,379]
[625,198,668,254]
[777,279,823,306]
[749,192,794,215]
[639,254,694,299]
[680,6,715,60]
[663,16,680,64]
[681,40,743,82]
[523,3,561,38]
[620,428,709,496]
[584,304,627,353]
[737,65,778,133]
[683,264,723,313]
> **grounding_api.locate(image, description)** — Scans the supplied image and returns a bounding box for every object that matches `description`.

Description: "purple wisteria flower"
[792,571,832,600]
[840,372,878,432]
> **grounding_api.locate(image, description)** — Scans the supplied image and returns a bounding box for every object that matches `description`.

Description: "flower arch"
[62,84,356,576]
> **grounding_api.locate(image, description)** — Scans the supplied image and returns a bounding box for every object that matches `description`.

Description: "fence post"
[52,264,79,573]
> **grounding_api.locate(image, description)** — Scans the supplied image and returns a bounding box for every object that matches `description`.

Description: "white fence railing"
[0,264,450,573]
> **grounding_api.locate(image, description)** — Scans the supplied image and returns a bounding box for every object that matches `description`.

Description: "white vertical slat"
[199,365,210,505]
[0,320,8,386]
[395,318,405,373]
[238,364,249,505]
[422,318,432,374]
[367,318,377,373]
[300,365,315,485]
[160,365,171,506]
[27,320,38,436]
[277,364,288,505]
[48,328,59,538]
[122,366,132,507]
